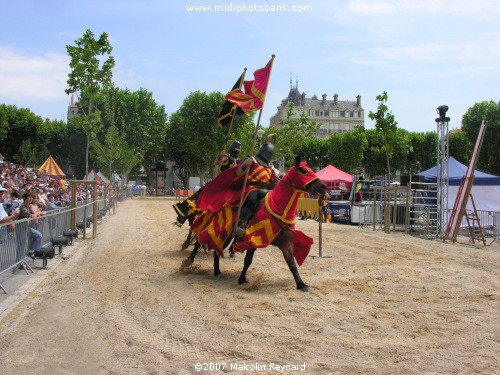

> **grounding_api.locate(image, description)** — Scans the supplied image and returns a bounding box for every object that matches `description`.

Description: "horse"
[183,156,326,291]
[176,213,198,250]
[174,194,237,257]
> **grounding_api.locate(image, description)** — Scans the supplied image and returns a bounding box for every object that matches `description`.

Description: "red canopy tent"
[315,165,353,191]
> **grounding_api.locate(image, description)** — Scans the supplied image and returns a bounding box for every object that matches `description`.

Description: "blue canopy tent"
[418,157,500,212]
[419,157,500,186]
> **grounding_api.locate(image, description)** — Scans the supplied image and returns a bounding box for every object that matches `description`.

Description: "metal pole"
[435,106,450,239]
[71,181,76,230]
[318,197,323,257]
[92,182,98,239]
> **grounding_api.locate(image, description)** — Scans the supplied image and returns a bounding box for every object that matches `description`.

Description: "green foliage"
[14,139,47,167]
[166,90,254,183]
[461,100,500,175]
[326,126,368,174]
[65,29,115,175]
[65,29,115,105]
[296,136,329,171]
[368,91,399,179]
[0,104,59,167]
[270,103,321,168]
[407,131,437,173]
[65,118,87,177]
[449,131,472,166]
[362,129,385,176]
[92,87,168,182]
[91,125,139,176]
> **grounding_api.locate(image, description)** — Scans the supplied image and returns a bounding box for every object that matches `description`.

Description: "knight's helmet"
[227,140,241,159]
[255,142,275,168]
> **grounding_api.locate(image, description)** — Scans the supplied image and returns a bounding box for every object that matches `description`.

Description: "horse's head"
[282,156,327,196]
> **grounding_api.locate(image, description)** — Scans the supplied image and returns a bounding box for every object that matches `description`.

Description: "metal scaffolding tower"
[435,105,450,238]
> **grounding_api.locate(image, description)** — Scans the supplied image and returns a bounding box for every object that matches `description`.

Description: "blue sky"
[0,0,498,133]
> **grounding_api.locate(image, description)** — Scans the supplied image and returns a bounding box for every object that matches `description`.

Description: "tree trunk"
[86,134,90,176]
[85,99,93,177]
[384,134,391,183]
[121,165,134,186]
[199,170,206,187]
[386,154,391,183]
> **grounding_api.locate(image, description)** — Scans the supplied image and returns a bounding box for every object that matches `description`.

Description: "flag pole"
[225,68,247,146]
[234,55,275,233]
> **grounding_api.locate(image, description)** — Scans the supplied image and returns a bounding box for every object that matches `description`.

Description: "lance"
[234,55,276,233]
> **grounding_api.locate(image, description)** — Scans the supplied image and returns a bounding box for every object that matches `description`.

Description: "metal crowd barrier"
[0,189,131,293]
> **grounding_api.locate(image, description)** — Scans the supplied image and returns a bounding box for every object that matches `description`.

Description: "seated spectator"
[15,193,43,261]
[0,186,20,243]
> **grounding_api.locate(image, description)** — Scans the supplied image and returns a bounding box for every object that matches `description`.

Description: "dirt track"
[0,197,498,374]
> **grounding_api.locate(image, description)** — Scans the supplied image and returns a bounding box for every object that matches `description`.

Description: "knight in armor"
[234,135,277,239]
[215,140,242,173]
[173,140,242,227]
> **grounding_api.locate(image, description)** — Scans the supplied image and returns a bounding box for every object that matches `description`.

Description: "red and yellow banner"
[225,57,274,112]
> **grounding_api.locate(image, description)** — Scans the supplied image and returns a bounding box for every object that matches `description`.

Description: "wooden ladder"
[464,194,486,245]
[443,121,487,245]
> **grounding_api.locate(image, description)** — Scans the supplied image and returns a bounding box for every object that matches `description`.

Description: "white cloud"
[0,46,69,101]
[355,39,500,68]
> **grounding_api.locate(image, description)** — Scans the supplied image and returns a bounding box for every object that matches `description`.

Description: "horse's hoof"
[182,258,193,267]
[238,279,249,285]
[299,285,312,292]
[229,253,235,258]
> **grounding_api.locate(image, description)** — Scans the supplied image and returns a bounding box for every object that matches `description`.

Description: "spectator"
[29,195,45,229]
[14,193,43,263]
[354,167,365,203]
[45,194,61,238]
[0,187,19,243]
[36,187,47,208]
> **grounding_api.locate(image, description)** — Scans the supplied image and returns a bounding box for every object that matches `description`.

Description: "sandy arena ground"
[0,197,498,374]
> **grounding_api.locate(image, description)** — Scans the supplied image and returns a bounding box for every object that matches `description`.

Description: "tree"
[65,29,115,176]
[0,105,50,166]
[368,91,399,180]
[92,87,168,184]
[91,125,139,180]
[407,131,437,173]
[326,126,367,174]
[268,103,321,168]
[363,129,387,177]
[449,131,472,166]
[166,91,254,185]
[296,136,328,171]
[461,100,500,175]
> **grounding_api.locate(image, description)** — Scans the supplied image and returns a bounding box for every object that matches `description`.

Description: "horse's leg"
[181,231,193,251]
[182,240,201,267]
[281,244,311,292]
[229,243,235,258]
[238,248,255,285]
[213,251,222,277]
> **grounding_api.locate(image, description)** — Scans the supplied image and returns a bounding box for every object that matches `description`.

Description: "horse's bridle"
[276,174,319,194]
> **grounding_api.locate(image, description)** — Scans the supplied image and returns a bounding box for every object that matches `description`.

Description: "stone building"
[67,95,78,120]
[269,79,364,138]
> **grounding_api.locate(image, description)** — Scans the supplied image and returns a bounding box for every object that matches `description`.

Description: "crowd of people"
[0,157,112,264]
